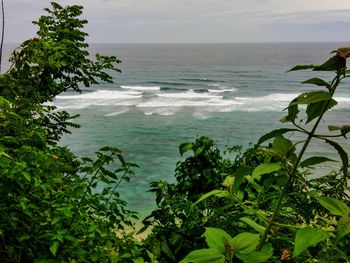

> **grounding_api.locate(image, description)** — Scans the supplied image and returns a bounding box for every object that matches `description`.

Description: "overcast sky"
[5,0,350,43]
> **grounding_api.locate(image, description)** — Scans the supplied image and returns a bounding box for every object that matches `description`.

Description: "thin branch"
[0,0,4,73]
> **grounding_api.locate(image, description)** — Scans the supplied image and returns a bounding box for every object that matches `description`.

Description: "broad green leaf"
[231,167,252,193]
[251,163,281,181]
[240,217,265,234]
[179,143,193,156]
[50,241,60,256]
[194,190,229,205]
[324,139,348,182]
[257,128,298,145]
[289,91,331,106]
[302,78,330,88]
[203,227,232,253]
[300,156,336,168]
[315,196,350,216]
[337,216,350,239]
[313,56,346,72]
[288,64,317,72]
[230,232,259,254]
[236,243,273,263]
[272,135,295,157]
[305,99,337,123]
[293,228,330,258]
[180,249,225,263]
[281,104,299,123]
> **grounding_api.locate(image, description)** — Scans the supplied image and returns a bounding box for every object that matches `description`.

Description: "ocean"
[4,43,350,215]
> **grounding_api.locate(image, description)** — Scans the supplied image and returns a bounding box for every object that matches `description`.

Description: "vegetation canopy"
[0,1,349,262]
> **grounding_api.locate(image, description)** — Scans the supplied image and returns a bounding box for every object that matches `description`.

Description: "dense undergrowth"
[0,2,349,262]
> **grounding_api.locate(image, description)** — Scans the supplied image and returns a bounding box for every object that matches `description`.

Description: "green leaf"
[203,227,232,253]
[313,56,346,72]
[289,91,331,106]
[337,216,350,239]
[50,241,60,256]
[257,128,298,145]
[272,135,295,157]
[180,249,226,263]
[251,163,281,181]
[288,64,317,72]
[324,139,348,182]
[281,104,299,123]
[300,156,337,168]
[305,99,337,123]
[315,196,350,216]
[230,232,259,254]
[179,143,193,156]
[236,243,273,263]
[222,176,234,188]
[194,190,230,205]
[293,228,330,258]
[232,167,252,193]
[240,217,265,234]
[302,78,330,88]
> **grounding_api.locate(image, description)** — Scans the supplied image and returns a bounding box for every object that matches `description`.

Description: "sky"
[5,0,350,43]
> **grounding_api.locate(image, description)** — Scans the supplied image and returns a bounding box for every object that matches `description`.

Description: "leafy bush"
[0,2,138,262]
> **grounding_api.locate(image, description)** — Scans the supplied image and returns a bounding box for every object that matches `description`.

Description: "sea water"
[5,43,350,215]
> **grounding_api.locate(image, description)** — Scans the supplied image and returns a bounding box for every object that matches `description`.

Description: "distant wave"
[120,85,160,91]
[53,90,350,114]
[180,78,219,83]
[157,90,222,99]
[56,90,142,99]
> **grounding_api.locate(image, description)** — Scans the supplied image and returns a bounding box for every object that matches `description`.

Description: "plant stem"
[0,0,4,73]
[256,74,341,250]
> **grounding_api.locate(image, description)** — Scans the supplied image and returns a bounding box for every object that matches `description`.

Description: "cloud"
[4,0,350,43]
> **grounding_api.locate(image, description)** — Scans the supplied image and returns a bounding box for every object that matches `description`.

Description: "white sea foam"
[53,90,350,114]
[208,88,237,93]
[120,85,160,91]
[56,90,142,99]
[157,90,222,99]
[104,109,129,116]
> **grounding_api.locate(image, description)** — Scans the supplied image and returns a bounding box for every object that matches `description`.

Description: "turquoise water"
[7,43,349,215]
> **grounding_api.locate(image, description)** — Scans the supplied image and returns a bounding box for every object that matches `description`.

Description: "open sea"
[5,43,350,215]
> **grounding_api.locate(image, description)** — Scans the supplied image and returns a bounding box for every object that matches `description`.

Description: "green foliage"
[142,46,350,263]
[0,2,138,262]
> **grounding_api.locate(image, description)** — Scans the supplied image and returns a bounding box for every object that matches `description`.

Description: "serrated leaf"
[290,91,331,106]
[300,156,336,168]
[180,249,225,263]
[288,64,317,72]
[240,217,265,234]
[337,216,350,239]
[203,227,232,253]
[305,99,337,123]
[50,241,59,256]
[315,196,350,216]
[257,128,298,145]
[251,163,281,181]
[302,78,330,88]
[230,232,259,254]
[293,228,330,258]
[236,243,273,263]
[324,139,348,182]
[194,190,229,205]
